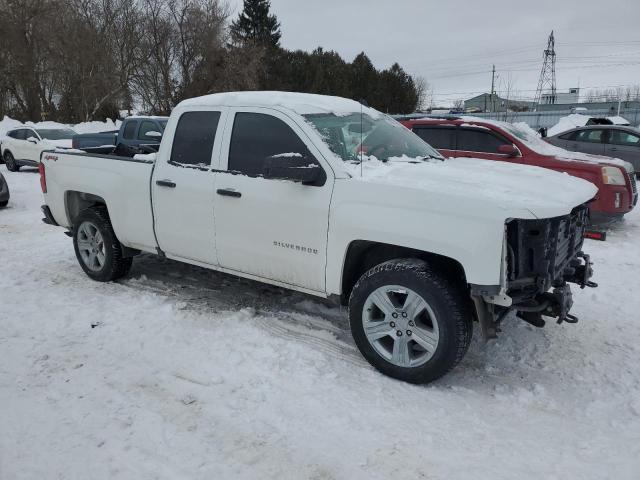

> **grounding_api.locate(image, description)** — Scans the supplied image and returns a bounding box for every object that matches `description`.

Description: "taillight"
[39,162,47,193]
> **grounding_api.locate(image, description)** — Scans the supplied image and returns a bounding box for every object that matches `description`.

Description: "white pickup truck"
[40,91,598,383]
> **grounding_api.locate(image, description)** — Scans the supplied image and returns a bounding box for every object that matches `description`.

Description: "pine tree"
[230,0,282,48]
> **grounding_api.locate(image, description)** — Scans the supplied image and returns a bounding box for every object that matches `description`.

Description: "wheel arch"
[339,240,469,306]
[65,190,108,227]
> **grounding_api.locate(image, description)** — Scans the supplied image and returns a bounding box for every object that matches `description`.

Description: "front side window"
[304,113,442,163]
[609,130,640,146]
[229,112,315,177]
[138,121,160,140]
[123,121,137,140]
[35,128,75,140]
[575,129,604,143]
[559,131,578,141]
[457,128,509,153]
[15,129,28,140]
[170,111,221,167]
[413,127,456,150]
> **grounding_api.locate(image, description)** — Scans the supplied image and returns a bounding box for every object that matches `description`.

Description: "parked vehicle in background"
[0,171,9,207]
[1,127,76,171]
[40,91,598,384]
[400,117,638,224]
[546,125,640,175]
[72,116,168,156]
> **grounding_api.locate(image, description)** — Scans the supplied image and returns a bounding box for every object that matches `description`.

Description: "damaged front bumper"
[472,205,597,339]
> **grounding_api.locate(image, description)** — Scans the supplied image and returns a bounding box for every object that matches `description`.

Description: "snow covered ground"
[1,165,639,480]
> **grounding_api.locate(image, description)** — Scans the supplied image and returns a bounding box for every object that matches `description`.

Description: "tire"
[0,200,7,208]
[349,258,473,384]
[72,206,132,282]
[4,151,20,172]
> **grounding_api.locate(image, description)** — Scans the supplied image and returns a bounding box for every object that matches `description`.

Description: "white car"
[39,91,598,384]
[2,126,76,171]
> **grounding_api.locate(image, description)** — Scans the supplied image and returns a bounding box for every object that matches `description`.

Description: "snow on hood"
[547,114,630,136]
[510,122,634,172]
[178,91,382,118]
[344,156,597,219]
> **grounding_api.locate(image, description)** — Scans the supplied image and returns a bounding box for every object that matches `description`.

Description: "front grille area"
[506,205,588,301]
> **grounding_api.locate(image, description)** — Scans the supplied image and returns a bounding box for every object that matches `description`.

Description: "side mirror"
[263,155,324,186]
[498,144,519,157]
[27,136,39,144]
[145,131,162,139]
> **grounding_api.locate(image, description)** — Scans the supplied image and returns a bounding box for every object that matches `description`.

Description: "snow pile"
[547,114,592,136]
[0,115,121,139]
[547,114,631,136]
[1,166,639,479]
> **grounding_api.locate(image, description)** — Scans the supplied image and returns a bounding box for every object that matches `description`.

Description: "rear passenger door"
[412,126,457,157]
[213,108,333,293]
[605,129,640,172]
[151,109,227,265]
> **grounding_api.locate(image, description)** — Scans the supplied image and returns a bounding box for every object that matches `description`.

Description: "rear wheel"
[4,152,19,172]
[349,259,473,384]
[0,201,7,208]
[73,207,132,281]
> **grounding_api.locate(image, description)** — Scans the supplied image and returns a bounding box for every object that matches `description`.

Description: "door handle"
[156,179,176,188]
[610,147,618,152]
[217,188,241,198]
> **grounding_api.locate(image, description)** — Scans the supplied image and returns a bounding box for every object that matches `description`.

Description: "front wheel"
[4,152,20,172]
[73,207,132,281]
[349,259,473,384]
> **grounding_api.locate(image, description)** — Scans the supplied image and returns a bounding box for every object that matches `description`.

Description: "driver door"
[213,108,333,293]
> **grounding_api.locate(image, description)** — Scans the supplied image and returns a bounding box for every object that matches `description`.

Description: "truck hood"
[346,157,597,219]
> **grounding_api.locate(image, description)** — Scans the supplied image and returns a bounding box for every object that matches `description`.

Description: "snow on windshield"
[462,116,632,170]
[507,121,631,169]
[304,113,443,163]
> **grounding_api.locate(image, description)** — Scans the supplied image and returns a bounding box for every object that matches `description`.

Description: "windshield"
[36,128,76,140]
[303,113,442,163]
[498,122,556,155]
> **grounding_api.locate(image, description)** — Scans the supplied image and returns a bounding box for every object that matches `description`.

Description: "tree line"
[0,0,423,122]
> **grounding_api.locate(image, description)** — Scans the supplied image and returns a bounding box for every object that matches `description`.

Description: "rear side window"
[170,111,221,167]
[228,112,313,177]
[412,126,456,150]
[575,129,604,143]
[457,128,509,153]
[14,129,28,140]
[138,121,159,140]
[7,130,17,139]
[123,121,137,140]
[609,130,640,146]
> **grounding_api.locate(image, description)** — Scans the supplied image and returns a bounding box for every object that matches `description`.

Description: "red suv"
[400,117,637,224]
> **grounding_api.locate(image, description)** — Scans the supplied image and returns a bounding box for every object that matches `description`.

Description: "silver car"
[0,171,9,208]
[546,125,640,174]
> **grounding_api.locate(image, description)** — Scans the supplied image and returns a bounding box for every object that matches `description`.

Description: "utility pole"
[490,64,496,112]
[534,31,557,110]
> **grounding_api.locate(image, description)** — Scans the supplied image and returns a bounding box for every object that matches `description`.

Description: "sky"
[227,0,640,107]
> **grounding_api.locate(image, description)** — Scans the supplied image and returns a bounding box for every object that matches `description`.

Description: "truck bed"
[41,150,158,253]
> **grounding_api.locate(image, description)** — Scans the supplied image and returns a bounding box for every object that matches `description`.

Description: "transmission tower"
[533,31,557,109]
